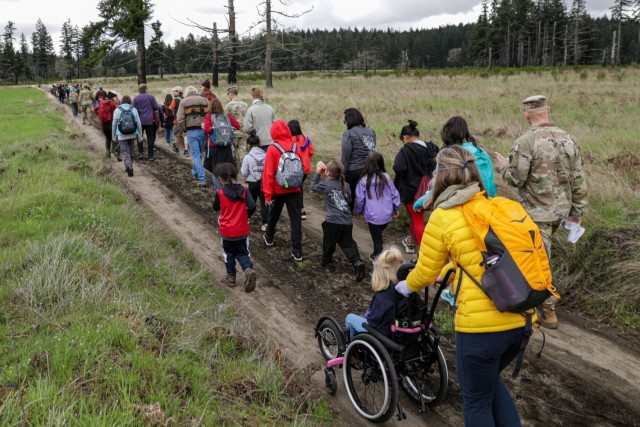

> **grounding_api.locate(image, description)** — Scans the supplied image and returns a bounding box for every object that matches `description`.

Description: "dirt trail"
[49,92,639,426]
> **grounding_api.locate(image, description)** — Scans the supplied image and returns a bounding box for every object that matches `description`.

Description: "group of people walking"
[64,81,587,427]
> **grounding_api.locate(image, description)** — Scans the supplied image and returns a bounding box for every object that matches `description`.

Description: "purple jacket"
[132,93,159,126]
[354,172,400,225]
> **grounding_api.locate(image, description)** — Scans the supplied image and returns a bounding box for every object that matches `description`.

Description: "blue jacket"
[112,104,143,142]
[354,173,400,225]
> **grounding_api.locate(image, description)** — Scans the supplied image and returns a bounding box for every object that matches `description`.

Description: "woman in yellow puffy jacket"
[395,145,528,427]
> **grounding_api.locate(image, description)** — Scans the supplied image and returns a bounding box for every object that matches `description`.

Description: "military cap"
[522,95,547,110]
[227,86,238,94]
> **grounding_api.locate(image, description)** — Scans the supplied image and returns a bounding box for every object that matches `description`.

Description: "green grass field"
[89,68,640,331]
[0,87,331,425]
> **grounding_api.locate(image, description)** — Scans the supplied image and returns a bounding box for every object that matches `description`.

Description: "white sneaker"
[402,236,415,254]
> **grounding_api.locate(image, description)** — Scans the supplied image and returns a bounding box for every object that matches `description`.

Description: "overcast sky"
[2,0,614,49]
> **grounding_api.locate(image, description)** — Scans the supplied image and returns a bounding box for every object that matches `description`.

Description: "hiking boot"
[221,274,236,288]
[354,260,366,282]
[291,249,303,262]
[263,233,274,246]
[196,181,207,187]
[402,236,415,254]
[126,167,133,177]
[243,268,257,293]
[183,150,189,157]
[540,305,558,329]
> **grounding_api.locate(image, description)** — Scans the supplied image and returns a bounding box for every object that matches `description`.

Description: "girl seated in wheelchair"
[345,247,404,339]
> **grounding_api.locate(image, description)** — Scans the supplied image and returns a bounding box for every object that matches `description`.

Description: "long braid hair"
[214,163,244,201]
[362,152,388,199]
[326,160,347,198]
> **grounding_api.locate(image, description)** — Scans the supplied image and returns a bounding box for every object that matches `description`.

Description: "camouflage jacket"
[501,123,588,223]
[78,89,93,106]
[224,100,248,131]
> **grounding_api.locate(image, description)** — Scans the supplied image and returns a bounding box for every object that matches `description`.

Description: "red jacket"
[214,184,255,238]
[203,113,241,146]
[262,120,311,202]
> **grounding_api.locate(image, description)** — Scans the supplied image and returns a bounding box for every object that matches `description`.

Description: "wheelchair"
[314,265,453,423]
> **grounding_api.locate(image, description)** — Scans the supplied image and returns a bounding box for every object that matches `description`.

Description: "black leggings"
[247,181,268,224]
[345,169,363,212]
[368,222,389,258]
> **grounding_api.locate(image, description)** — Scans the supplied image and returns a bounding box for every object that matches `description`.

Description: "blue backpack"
[117,106,137,135]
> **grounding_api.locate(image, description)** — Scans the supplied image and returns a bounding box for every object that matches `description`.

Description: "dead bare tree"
[227,0,238,84]
[256,0,313,88]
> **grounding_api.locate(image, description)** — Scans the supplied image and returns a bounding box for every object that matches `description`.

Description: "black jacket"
[393,141,439,204]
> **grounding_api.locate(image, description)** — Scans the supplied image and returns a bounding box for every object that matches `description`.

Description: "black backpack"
[118,106,137,135]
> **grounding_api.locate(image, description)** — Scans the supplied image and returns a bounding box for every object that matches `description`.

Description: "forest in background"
[1,0,640,85]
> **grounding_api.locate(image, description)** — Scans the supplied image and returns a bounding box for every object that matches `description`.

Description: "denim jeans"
[164,127,174,145]
[187,128,206,182]
[345,313,368,339]
[456,328,526,427]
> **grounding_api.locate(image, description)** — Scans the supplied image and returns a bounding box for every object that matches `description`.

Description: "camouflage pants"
[233,131,247,166]
[81,103,93,124]
[537,220,561,307]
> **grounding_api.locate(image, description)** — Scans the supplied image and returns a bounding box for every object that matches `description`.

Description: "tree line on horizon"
[1,0,640,87]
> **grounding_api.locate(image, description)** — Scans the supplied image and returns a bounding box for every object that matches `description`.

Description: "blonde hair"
[251,87,264,101]
[371,247,404,292]
[426,145,485,210]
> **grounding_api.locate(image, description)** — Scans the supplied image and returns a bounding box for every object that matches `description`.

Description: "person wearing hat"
[225,86,248,164]
[496,95,588,329]
[200,80,215,102]
[169,86,187,156]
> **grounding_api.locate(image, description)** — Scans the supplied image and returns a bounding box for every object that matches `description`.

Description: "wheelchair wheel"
[400,334,448,407]
[325,368,338,395]
[317,319,346,361]
[343,334,398,423]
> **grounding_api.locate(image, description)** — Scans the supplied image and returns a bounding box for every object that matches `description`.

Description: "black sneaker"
[263,233,274,246]
[172,146,179,154]
[291,250,303,262]
[354,260,366,282]
[148,156,154,162]
[368,253,378,263]
[126,167,133,177]
[320,261,336,272]
[138,154,144,160]
[183,150,189,157]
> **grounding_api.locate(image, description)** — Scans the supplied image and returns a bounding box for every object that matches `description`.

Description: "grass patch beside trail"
[0,87,331,425]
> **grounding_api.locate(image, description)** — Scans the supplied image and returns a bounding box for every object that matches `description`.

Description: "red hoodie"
[262,120,311,202]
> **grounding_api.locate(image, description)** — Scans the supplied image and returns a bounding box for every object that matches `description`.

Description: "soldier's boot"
[540,304,558,329]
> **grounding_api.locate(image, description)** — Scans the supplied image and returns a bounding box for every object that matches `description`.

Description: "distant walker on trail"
[496,95,588,329]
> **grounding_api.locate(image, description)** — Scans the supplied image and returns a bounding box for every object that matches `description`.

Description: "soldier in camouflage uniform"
[496,95,588,329]
[225,87,248,165]
[78,84,94,125]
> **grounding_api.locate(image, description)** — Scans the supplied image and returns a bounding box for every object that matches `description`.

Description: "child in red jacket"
[287,119,314,220]
[213,163,257,292]
[262,120,311,262]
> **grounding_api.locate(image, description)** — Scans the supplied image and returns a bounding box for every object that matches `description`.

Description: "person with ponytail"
[392,120,438,255]
[212,163,257,292]
[311,159,366,282]
[396,145,529,427]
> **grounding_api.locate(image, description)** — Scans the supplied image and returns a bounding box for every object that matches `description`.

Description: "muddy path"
[50,93,639,426]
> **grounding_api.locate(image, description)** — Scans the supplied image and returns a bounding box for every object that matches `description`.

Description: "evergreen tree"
[31,19,54,80]
[97,0,154,84]
[59,19,75,79]
[147,20,164,77]
[18,33,32,82]
[2,21,17,84]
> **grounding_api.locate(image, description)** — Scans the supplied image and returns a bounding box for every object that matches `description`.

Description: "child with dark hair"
[240,130,268,231]
[162,93,175,148]
[287,119,314,220]
[354,152,401,261]
[312,159,366,282]
[212,163,257,292]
